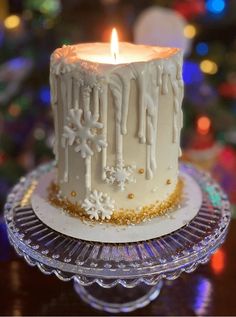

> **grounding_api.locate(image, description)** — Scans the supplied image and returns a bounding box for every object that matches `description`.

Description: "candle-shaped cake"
[49,31,184,224]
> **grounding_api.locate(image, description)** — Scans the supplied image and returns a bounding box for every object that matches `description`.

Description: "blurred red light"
[211,248,226,275]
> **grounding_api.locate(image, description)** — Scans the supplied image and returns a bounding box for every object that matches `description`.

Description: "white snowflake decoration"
[82,190,115,220]
[51,45,78,75]
[62,108,107,158]
[104,160,136,191]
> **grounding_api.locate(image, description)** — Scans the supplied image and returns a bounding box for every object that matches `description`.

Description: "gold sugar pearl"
[166,179,171,185]
[138,168,145,174]
[71,191,77,197]
[128,193,135,199]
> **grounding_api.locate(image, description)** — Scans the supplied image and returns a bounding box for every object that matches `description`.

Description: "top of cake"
[50,43,181,75]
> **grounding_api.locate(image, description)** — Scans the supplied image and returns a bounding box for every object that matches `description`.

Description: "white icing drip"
[136,69,146,144]
[146,144,152,180]
[50,73,58,105]
[66,75,73,110]
[151,92,159,172]
[100,84,108,180]
[172,80,179,144]
[121,79,130,135]
[64,140,69,182]
[119,68,134,135]
[146,111,154,180]
[162,72,169,94]
[170,61,184,156]
[50,73,59,161]
[157,64,163,86]
[82,86,93,191]
[73,80,80,109]
[85,156,91,194]
[178,76,184,157]
[93,86,99,119]
[61,76,69,182]
[82,86,91,112]
[110,74,123,164]
[135,62,160,179]
[60,77,67,111]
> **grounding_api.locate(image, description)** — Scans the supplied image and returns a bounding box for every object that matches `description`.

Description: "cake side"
[49,43,184,222]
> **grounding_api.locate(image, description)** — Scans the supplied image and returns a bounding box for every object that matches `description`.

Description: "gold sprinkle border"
[48,179,183,226]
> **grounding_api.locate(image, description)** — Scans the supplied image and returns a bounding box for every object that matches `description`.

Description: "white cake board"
[31,169,202,243]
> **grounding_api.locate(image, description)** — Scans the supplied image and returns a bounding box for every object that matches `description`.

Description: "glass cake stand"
[4,162,231,313]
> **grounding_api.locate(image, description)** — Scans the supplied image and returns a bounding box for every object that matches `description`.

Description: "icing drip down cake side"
[49,43,184,225]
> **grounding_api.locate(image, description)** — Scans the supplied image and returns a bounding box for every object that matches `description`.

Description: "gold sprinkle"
[48,179,183,226]
[138,168,145,174]
[20,181,38,207]
[128,193,135,199]
[71,191,77,197]
[166,179,171,185]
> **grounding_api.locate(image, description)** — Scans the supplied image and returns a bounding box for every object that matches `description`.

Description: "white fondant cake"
[49,42,184,224]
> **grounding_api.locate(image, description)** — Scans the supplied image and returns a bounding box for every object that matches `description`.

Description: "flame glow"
[111,28,119,62]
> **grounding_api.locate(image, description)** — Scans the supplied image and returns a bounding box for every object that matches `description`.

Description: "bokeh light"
[211,248,226,274]
[4,15,21,29]
[8,57,27,71]
[182,61,204,85]
[196,42,209,56]
[0,27,4,47]
[0,152,6,165]
[8,104,21,117]
[22,10,33,21]
[197,116,211,135]
[200,59,218,74]
[34,128,46,140]
[183,24,197,39]
[206,0,226,14]
[39,86,50,105]
[39,0,61,16]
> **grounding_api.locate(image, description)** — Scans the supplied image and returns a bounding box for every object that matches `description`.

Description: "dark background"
[0,0,236,315]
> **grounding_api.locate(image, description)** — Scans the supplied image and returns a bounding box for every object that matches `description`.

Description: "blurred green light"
[40,0,61,16]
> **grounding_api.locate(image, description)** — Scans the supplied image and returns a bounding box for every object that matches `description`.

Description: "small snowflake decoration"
[82,190,115,220]
[104,160,136,191]
[62,108,107,158]
[51,45,78,75]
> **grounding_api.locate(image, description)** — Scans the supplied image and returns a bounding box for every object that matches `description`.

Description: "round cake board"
[31,169,202,243]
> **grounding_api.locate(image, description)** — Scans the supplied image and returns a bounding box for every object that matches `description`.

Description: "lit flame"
[111,28,119,62]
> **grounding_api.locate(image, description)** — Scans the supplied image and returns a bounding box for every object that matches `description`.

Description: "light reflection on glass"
[9,262,23,316]
[10,261,21,291]
[193,277,212,316]
[12,298,23,316]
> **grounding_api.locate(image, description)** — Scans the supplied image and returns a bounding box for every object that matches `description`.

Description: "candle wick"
[114,52,117,63]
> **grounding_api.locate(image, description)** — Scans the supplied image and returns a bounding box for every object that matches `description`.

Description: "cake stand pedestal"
[4,163,231,313]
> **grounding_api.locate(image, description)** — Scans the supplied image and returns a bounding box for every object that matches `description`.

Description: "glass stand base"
[73,280,163,313]
[5,162,231,313]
